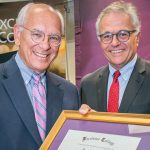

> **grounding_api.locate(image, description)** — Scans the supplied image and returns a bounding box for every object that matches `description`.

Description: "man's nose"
[111,35,120,47]
[39,36,51,49]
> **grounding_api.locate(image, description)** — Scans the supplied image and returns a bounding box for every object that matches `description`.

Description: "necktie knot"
[32,74,41,84]
[113,70,120,82]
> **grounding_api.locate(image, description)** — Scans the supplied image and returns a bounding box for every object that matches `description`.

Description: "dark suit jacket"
[0,51,17,63]
[80,57,150,114]
[0,56,80,150]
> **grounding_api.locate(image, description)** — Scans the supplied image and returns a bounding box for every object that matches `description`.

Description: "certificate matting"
[58,130,141,150]
[39,111,150,150]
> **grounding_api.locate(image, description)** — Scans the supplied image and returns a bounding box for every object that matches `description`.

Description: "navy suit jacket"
[0,56,80,150]
[80,57,150,114]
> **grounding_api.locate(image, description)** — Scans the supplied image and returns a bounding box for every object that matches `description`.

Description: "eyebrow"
[32,28,43,33]
[30,27,62,36]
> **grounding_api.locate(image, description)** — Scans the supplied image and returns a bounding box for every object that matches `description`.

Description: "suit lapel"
[46,72,63,135]
[96,66,109,111]
[119,57,145,112]
[2,58,42,146]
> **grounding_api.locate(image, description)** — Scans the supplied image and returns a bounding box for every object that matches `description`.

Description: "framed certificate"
[40,111,150,150]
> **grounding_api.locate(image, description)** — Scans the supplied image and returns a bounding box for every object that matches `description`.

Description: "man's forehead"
[26,4,56,17]
[100,12,133,30]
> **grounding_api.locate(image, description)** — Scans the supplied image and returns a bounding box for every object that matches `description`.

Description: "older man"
[80,1,150,114]
[0,3,80,150]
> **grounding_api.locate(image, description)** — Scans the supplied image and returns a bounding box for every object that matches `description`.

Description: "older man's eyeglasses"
[19,25,62,47]
[99,30,136,44]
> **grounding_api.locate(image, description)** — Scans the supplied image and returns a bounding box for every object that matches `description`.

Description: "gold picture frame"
[40,110,150,150]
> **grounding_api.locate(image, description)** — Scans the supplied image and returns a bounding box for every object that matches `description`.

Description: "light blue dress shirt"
[107,54,137,108]
[15,53,46,107]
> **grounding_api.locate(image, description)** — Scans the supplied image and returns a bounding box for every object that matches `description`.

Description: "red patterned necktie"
[32,74,47,141]
[108,70,120,112]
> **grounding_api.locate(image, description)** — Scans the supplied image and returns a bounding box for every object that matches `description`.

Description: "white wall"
[66,41,75,84]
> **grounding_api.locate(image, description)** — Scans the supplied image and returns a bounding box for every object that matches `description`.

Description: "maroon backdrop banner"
[75,0,150,87]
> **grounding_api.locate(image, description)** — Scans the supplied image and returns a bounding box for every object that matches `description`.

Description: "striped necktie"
[32,74,47,141]
[108,70,120,112]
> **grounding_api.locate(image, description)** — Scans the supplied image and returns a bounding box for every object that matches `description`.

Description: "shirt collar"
[109,54,137,80]
[15,53,46,85]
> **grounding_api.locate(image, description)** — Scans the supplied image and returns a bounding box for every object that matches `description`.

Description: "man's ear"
[13,24,21,46]
[136,32,140,47]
